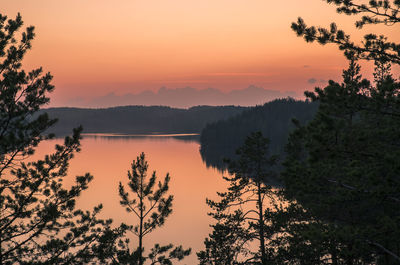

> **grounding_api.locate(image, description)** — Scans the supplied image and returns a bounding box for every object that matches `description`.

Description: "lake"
[33,134,229,265]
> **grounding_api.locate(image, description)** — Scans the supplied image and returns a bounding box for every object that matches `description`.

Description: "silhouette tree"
[199,132,278,264]
[279,1,400,263]
[197,212,249,265]
[118,152,191,265]
[291,0,400,64]
[282,58,400,264]
[0,13,125,264]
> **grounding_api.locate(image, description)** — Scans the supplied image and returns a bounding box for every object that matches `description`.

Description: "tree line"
[1,0,400,264]
[199,98,318,171]
[200,0,400,263]
[40,105,247,136]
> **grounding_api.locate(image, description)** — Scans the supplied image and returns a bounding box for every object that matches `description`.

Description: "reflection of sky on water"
[81,133,200,143]
[32,136,225,265]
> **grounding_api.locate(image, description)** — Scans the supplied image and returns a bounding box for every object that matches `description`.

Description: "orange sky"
[2,0,400,107]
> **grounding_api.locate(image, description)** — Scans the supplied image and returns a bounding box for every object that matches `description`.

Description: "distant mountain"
[66,86,297,108]
[41,105,248,136]
[200,98,318,170]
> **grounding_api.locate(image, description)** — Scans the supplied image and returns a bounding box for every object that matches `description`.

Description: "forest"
[40,105,247,136]
[1,0,400,264]
[199,98,318,170]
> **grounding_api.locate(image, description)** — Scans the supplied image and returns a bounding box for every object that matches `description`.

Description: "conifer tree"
[279,1,400,263]
[282,58,400,264]
[198,132,278,264]
[118,152,191,265]
[0,13,125,264]
[291,0,400,64]
[197,212,249,265]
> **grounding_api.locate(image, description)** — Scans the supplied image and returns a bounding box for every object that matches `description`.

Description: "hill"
[41,105,248,136]
[200,98,318,169]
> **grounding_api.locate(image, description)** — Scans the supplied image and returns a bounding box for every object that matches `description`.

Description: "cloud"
[307,78,317,84]
[66,96,87,105]
[67,86,298,108]
[206,72,270,77]
[303,65,310,68]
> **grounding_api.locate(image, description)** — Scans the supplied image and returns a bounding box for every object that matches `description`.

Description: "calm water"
[33,134,229,265]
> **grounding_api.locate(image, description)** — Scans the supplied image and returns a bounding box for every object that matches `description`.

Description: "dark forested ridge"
[41,105,248,136]
[44,100,318,170]
[200,98,318,169]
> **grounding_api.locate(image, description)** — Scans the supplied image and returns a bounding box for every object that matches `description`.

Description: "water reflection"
[81,133,200,143]
[200,146,233,172]
[33,135,227,265]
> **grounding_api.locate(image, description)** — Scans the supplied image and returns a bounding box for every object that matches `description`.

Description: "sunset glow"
[3,0,399,106]
[3,2,400,263]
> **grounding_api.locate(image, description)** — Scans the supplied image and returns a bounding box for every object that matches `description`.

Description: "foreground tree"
[276,1,400,263]
[253,57,400,265]
[118,152,191,265]
[282,58,400,264]
[197,218,247,265]
[198,132,279,264]
[0,13,125,264]
[291,0,400,64]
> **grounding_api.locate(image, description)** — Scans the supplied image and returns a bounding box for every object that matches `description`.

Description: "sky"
[2,0,400,107]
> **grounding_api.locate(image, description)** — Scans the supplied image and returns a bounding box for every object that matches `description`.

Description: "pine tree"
[282,59,400,264]
[197,212,249,265]
[0,13,125,264]
[118,152,191,265]
[279,2,400,263]
[199,132,278,264]
[291,0,400,64]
